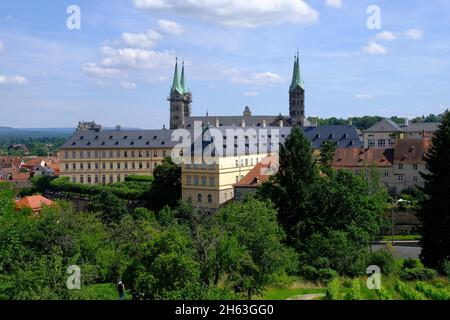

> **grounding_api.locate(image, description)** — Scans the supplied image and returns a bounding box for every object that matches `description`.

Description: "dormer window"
[109,136,113,140]
[115,141,119,145]
[153,136,157,140]
[130,141,135,145]
[124,136,128,140]
[138,136,143,140]
[72,142,76,146]
[80,136,84,140]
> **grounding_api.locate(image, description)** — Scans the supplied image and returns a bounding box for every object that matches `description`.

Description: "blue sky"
[0,0,449,128]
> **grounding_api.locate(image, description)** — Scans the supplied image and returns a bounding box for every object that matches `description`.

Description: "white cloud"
[120,30,162,48]
[362,42,387,55]
[355,93,374,100]
[0,75,28,85]
[243,91,259,97]
[404,29,423,40]
[158,19,184,35]
[0,40,4,53]
[221,69,284,85]
[82,62,121,77]
[97,46,175,70]
[375,31,397,41]
[120,81,138,90]
[325,0,343,8]
[134,0,319,28]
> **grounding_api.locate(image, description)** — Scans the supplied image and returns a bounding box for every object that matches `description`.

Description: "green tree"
[319,140,336,174]
[88,191,128,224]
[418,111,450,272]
[148,157,181,211]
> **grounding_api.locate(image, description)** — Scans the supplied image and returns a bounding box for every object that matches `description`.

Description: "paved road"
[372,244,422,259]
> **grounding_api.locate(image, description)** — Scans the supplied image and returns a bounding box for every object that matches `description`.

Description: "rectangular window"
[87,175,92,184]
[163,151,167,157]
[413,176,418,182]
[79,151,84,159]
[95,163,99,170]
[117,175,121,182]
[109,175,113,183]
[132,162,136,169]
[187,176,192,185]
[208,194,212,204]
[398,175,404,182]
[102,175,106,184]
[117,151,120,158]
[117,163,121,169]
[154,151,158,157]
[384,170,389,177]
[146,151,150,157]
[95,175,99,184]
[80,163,84,170]
[202,176,207,186]
[65,163,69,170]
[413,164,418,170]
[87,163,92,170]
[72,163,76,170]
[110,163,113,169]
[368,139,375,148]
[102,163,106,170]
[388,139,395,147]
[194,176,199,186]
[209,177,215,186]
[72,151,76,159]
[125,162,128,169]
[398,164,403,170]
[139,162,143,169]
[64,151,69,159]
[80,175,84,183]
[72,176,76,183]
[378,139,386,148]
[109,151,113,158]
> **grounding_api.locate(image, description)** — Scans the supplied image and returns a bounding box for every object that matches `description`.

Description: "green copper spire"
[180,61,188,94]
[290,52,304,92]
[170,58,184,95]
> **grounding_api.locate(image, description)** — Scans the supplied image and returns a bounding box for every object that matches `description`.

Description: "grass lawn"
[380,235,421,241]
[69,283,124,300]
[257,277,325,300]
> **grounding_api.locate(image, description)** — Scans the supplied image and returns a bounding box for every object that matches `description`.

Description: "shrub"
[443,260,450,279]
[394,280,426,300]
[325,278,340,300]
[367,250,395,275]
[399,267,438,281]
[317,268,339,283]
[403,259,420,270]
[376,289,392,300]
[344,279,361,300]
[300,265,319,282]
[415,281,450,300]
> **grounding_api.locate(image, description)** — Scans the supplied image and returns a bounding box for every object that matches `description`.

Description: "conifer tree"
[418,111,450,272]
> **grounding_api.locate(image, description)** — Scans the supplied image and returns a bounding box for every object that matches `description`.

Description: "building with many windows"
[59,124,176,184]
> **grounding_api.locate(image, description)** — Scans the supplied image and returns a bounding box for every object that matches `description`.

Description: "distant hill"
[0,126,142,138]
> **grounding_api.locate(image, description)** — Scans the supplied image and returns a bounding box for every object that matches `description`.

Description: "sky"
[0,0,449,129]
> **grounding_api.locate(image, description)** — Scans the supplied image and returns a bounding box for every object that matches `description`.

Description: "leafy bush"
[325,278,340,300]
[443,260,450,280]
[367,250,395,275]
[376,289,392,300]
[394,280,426,300]
[403,259,421,270]
[344,279,361,300]
[399,267,438,281]
[317,268,338,283]
[300,266,337,283]
[415,281,450,300]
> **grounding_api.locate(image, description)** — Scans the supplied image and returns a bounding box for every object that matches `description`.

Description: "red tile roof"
[394,138,431,164]
[11,172,31,181]
[333,148,394,168]
[15,195,55,212]
[235,154,278,188]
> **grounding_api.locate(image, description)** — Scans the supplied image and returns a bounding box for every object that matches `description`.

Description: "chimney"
[348,118,353,126]
[116,125,122,131]
[405,117,409,127]
[279,120,283,127]
[262,120,267,128]
[241,119,246,128]
[215,118,220,128]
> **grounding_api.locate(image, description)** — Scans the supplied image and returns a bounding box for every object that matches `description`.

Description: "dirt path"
[287,294,325,300]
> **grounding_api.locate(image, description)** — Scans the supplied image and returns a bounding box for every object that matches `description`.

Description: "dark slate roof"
[60,124,362,152]
[303,125,363,148]
[60,129,177,149]
[185,115,289,128]
[401,122,441,133]
[364,119,402,133]
[189,126,292,156]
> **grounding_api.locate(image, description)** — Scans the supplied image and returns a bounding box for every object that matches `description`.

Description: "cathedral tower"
[289,52,305,127]
[169,59,192,129]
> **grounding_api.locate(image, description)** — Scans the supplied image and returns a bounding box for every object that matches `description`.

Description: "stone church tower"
[289,52,305,127]
[169,59,192,129]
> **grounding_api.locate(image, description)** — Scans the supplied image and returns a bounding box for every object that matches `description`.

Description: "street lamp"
[391,199,411,245]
